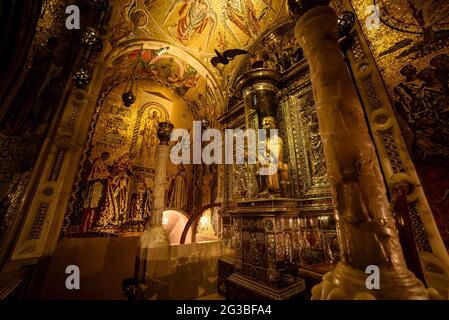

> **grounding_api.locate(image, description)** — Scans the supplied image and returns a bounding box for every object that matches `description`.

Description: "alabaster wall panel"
[139,240,222,300]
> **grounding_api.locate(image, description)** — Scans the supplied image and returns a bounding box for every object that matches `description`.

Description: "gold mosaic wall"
[350,0,449,247]
[64,80,195,237]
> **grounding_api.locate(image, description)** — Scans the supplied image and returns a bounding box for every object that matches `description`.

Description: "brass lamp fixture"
[79,27,103,52]
[71,1,111,89]
[73,67,92,88]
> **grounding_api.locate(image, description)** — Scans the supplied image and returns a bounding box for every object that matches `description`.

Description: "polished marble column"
[289,1,432,299]
[139,122,174,249]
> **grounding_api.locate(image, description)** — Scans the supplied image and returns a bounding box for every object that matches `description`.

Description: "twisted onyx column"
[288,1,430,299]
[139,122,174,250]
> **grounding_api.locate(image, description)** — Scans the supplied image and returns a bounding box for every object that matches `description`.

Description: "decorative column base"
[312,262,444,300]
[135,226,170,285]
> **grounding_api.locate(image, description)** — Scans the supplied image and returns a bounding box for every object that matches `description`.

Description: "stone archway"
[162,209,192,245]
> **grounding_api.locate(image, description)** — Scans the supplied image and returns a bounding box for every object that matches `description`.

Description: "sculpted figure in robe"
[307,111,326,177]
[256,117,288,197]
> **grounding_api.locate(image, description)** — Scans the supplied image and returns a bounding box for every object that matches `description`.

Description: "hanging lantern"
[79,27,103,52]
[122,91,136,107]
[73,67,91,88]
[337,11,356,38]
[121,47,143,107]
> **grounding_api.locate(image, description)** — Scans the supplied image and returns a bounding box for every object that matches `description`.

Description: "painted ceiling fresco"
[350,0,449,246]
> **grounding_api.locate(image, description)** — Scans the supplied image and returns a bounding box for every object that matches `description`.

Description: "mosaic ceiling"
[142,0,285,54]
[107,0,290,113]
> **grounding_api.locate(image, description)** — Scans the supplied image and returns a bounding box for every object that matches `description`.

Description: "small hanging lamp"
[122,48,142,107]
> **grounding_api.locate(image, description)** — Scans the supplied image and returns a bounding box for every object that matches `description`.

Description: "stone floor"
[195,293,225,300]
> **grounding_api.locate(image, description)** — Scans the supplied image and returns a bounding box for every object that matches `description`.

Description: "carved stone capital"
[157,122,174,145]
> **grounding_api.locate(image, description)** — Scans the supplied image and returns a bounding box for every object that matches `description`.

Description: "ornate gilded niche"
[220,22,337,266]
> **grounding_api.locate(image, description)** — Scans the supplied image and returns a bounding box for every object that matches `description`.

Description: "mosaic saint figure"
[394,62,449,160]
[129,176,152,222]
[164,0,217,48]
[394,64,423,129]
[80,152,111,233]
[225,0,260,40]
[168,164,187,210]
[201,165,213,206]
[406,0,449,40]
[97,154,136,228]
[110,0,136,47]
[140,111,160,167]
[430,54,449,122]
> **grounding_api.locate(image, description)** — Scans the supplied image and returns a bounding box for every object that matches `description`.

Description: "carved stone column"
[139,122,174,249]
[289,2,430,299]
